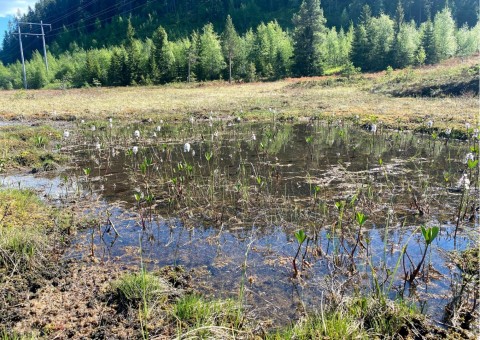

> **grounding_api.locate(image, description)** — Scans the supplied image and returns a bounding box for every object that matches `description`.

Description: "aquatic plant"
[407,226,439,284]
[293,229,307,278]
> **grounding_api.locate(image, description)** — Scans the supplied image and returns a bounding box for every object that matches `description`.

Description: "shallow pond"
[4,120,479,326]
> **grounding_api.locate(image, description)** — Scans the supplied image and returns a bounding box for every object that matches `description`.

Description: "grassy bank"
[0,125,66,171]
[0,56,477,132]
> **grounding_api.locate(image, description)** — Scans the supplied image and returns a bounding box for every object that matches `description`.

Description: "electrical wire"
[47,0,159,36]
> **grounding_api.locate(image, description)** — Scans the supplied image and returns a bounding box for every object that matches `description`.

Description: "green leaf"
[134,193,142,202]
[421,226,439,245]
[467,159,478,169]
[355,212,367,226]
[294,230,307,244]
[429,226,439,243]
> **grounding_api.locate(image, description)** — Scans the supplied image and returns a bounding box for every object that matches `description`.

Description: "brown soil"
[2,259,137,338]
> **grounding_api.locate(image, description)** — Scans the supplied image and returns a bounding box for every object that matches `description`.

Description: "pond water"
[4,120,478,326]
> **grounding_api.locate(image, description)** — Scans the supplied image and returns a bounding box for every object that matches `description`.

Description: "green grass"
[173,294,245,338]
[0,189,50,274]
[0,125,65,170]
[111,270,170,309]
[268,296,420,339]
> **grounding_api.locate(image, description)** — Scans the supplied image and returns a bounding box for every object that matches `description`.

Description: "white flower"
[465,152,475,163]
[152,132,157,138]
[184,143,191,153]
[63,130,70,139]
[134,130,140,138]
[426,120,433,128]
[189,117,195,124]
[213,131,219,138]
[445,128,451,135]
[235,117,241,123]
[160,119,164,124]
[355,115,359,120]
[191,149,196,157]
[91,125,96,132]
[109,118,113,123]
[109,122,113,129]
[156,125,161,132]
[95,142,101,150]
[370,124,377,133]
[80,119,85,124]
[132,146,138,155]
[465,122,471,130]
[252,133,256,141]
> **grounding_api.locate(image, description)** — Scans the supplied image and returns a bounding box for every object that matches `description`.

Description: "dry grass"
[0,56,477,131]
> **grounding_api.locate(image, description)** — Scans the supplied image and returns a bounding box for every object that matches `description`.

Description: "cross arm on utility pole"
[14,21,52,89]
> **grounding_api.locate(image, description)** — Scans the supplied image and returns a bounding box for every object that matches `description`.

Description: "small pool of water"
[5,120,478,325]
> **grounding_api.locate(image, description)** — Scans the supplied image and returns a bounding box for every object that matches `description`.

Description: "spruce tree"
[292,0,328,76]
[421,20,437,64]
[152,26,176,83]
[222,15,240,83]
[125,19,141,85]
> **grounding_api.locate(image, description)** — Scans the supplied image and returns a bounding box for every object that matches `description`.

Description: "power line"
[48,0,101,25]
[47,0,162,37]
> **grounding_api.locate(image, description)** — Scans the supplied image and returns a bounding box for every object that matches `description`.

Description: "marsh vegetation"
[1,109,478,338]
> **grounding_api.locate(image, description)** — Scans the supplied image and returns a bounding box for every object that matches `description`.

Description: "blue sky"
[0,1,40,43]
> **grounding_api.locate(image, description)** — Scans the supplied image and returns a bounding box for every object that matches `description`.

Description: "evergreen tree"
[292,0,328,76]
[421,20,437,64]
[151,26,176,83]
[393,22,420,68]
[351,24,369,70]
[351,5,372,71]
[222,15,240,83]
[198,23,226,81]
[187,31,200,82]
[368,14,395,70]
[125,19,141,85]
[433,7,457,61]
[108,47,129,86]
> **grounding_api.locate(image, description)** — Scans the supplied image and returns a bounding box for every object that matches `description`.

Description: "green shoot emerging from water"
[293,229,307,278]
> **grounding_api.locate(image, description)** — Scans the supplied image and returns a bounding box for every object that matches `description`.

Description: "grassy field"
[0,56,477,131]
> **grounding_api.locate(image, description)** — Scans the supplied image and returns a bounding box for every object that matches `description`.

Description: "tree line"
[1,0,477,64]
[0,0,478,90]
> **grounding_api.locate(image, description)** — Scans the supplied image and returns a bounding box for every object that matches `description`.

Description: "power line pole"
[14,21,52,89]
[17,25,27,90]
[40,21,49,73]
[18,22,52,73]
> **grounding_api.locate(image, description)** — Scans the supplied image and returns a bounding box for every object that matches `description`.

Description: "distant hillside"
[1,0,478,64]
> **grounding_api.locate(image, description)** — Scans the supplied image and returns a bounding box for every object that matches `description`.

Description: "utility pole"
[40,21,49,73]
[17,25,27,90]
[14,21,52,89]
[18,22,52,72]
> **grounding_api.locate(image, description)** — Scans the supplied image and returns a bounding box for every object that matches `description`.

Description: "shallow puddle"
[5,120,478,325]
